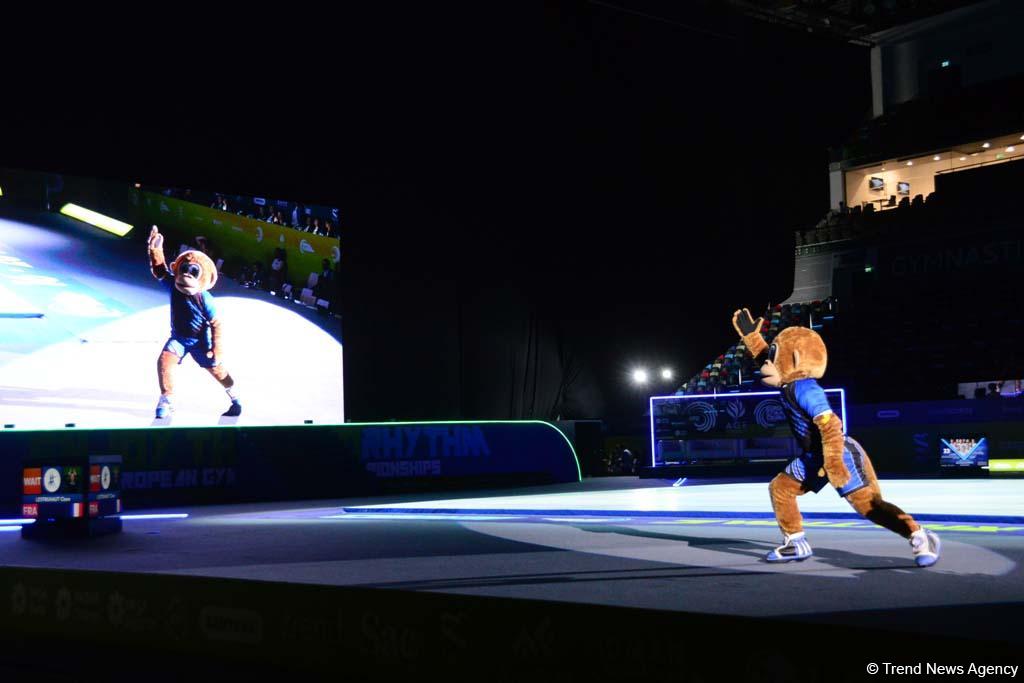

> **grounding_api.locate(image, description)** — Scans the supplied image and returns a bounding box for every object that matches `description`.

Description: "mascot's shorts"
[784,436,870,498]
[163,336,218,368]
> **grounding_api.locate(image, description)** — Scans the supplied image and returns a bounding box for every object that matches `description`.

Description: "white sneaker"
[155,395,173,419]
[765,531,813,562]
[910,528,941,568]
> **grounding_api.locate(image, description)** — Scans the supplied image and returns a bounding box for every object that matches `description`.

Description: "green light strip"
[59,203,133,237]
[990,459,1024,471]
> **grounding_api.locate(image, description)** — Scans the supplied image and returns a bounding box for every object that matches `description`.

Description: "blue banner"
[650,390,846,466]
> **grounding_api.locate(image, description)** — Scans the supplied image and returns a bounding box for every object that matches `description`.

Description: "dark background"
[0,3,870,426]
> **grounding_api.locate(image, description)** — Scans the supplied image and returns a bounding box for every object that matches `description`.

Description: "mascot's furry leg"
[156,350,178,418]
[844,454,941,567]
[206,365,242,417]
[767,473,813,561]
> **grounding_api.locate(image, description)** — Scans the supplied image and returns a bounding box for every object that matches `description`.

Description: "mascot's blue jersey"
[779,378,833,458]
[160,276,217,340]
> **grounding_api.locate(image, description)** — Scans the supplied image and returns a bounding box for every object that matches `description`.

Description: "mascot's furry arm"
[148,225,168,280]
[731,308,767,357]
[208,318,224,362]
[814,411,850,488]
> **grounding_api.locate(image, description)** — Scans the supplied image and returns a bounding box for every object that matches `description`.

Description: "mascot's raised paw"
[732,308,762,336]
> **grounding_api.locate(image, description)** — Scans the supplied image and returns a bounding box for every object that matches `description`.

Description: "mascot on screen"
[148,225,241,419]
[732,308,940,567]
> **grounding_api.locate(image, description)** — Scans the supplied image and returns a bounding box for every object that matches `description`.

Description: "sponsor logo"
[754,399,786,429]
[255,227,263,242]
[726,400,746,420]
[299,239,314,253]
[23,468,42,495]
[43,468,61,493]
[101,466,111,490]
[685,402,717,433]
[332,246,341,263]
[65,467,80,489]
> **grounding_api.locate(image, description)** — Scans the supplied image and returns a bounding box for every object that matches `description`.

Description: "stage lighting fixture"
[661,368,673,380]
[906,161,913,166]
[941,60,950,67]
[1007,146,1016,153]
[982,142,991,148]
[632,369,649,385]
[959,157,966,161]
[59,203,133,237]
[933,155,941,161]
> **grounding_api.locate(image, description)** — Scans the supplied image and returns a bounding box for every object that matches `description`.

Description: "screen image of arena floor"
[0,209,343,429]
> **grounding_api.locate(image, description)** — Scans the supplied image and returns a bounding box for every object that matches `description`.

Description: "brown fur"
[158,350,177,396]
[171,250,218,291]
[769,473,806,535]
[772,326,827,384]
[813,412,850,488]
[846,487,920,538]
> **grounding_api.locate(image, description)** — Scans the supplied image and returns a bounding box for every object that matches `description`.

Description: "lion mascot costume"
[148,225,242,419]
[732,308,939,567]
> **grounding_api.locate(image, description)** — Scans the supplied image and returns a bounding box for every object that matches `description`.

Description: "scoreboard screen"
[939,435,988,469]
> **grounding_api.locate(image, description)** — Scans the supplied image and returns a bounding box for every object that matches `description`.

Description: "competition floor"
[4,477,1023,642]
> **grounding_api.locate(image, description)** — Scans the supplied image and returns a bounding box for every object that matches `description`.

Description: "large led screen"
[0,169,343,429]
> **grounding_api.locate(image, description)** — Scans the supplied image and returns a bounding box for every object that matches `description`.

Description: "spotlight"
[906,161,913,166]
[933,155,941,161]
[959,157,966,161]
[982,142,991,148]
[1007,146,1016,153]
[661,368,674,381]
[631,369,649,385]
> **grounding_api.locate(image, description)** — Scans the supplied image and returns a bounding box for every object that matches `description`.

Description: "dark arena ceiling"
[604,0,994,45]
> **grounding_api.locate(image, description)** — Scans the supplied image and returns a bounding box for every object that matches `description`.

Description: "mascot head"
[759,326,827,388]
[171,250,217,296]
